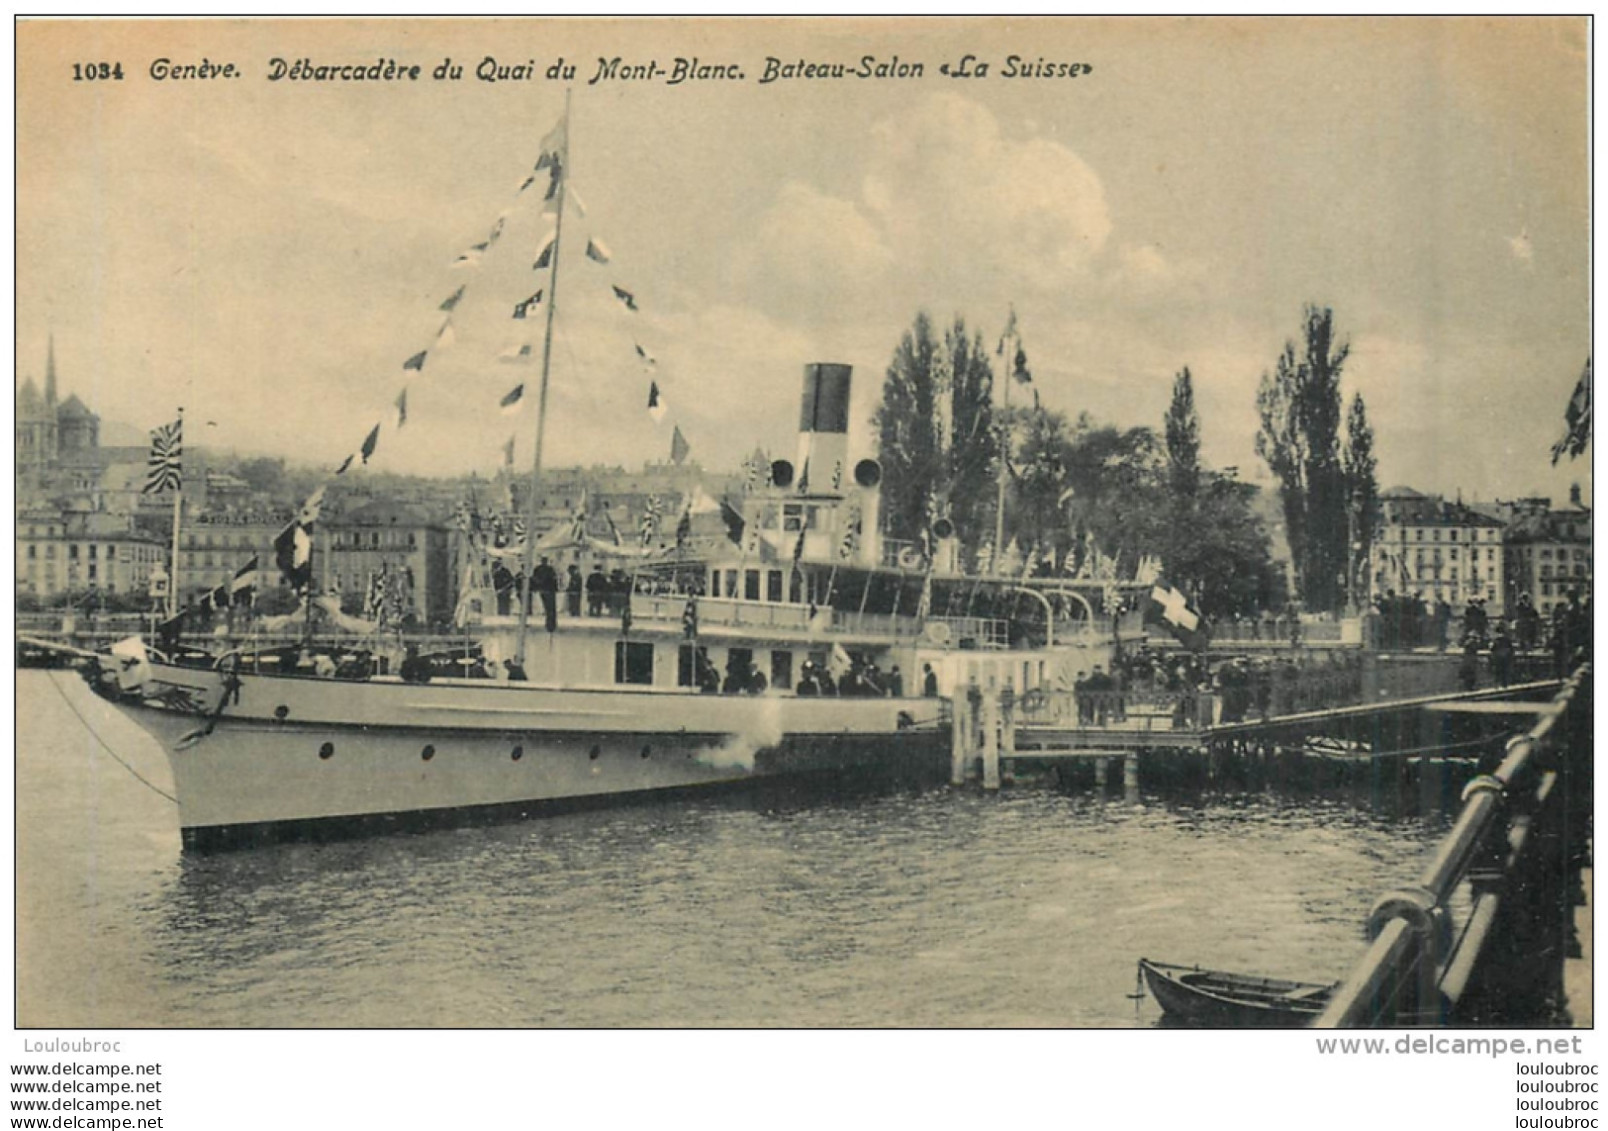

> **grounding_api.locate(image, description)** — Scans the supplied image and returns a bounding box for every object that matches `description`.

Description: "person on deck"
[889,665,904,697]
[586,565,607,616]
[533,557,560,633]
[922,663,938,698]
[565,565,583,617]
[400,644,432,684]
[503,658,527,682]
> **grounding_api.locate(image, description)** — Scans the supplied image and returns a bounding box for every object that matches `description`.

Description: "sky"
[16,18,1592,505]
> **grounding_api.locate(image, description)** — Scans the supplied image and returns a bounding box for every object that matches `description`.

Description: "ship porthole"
[511,744,523,762]
[640,744,651,759]
[422,744,436,762]
[318,742,334,760]
[274,705,289,720]
[589,745,601,761]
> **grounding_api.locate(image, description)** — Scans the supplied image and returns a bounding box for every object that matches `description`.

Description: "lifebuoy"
[897,547,923,570]
[924,621,952,645]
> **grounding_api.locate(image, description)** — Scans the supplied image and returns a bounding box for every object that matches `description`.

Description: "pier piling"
[981,690,1001,791]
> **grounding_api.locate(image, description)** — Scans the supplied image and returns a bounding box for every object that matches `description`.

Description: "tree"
[1342,393,1378,609]
[1255,304,1351,612]
[872,313,996,564]
[1163,366,1202,504]
[872,313,943,547]
[944,317,997,563]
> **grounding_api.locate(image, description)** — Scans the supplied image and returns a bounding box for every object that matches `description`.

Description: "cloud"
[732,94,1115,323]
[861,94,1112,292]
[732,182,894,311]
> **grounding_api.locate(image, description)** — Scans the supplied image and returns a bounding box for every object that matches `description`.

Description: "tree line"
[873,303,1377,617]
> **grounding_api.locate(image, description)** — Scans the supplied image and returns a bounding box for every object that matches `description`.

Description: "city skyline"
[17,19,1590,506]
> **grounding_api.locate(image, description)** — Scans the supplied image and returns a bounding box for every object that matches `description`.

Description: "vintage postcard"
[13,15,1592,1125]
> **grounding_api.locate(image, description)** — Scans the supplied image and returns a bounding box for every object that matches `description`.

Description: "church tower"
[44,333,57,410]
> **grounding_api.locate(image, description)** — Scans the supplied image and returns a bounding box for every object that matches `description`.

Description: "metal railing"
[1314,663,1591,1027]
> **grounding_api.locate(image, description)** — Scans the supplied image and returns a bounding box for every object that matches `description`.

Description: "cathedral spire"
[44,333,57,408]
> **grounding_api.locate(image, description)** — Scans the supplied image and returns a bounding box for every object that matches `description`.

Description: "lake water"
[17,670,1453,1028]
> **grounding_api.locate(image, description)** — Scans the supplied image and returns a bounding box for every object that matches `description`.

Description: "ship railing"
[1314,663,1591,1027]
[1021,688,1211,733]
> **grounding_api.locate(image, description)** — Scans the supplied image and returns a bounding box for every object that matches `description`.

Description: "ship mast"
[515,90,571,667]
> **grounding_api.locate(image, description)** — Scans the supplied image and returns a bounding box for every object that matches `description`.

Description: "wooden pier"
[948,669,1567,796]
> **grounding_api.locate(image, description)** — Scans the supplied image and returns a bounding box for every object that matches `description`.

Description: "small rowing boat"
[1138,957,1336,1028]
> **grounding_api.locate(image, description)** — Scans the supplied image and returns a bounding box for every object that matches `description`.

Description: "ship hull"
[91,662,950,850]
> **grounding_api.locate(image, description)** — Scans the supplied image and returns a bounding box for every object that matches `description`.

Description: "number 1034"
[72,62,124,81]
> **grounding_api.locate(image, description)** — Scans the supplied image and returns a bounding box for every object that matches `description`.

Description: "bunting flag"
[797,459,810,493]
[500,384,526,414]
[792,524,807,563]
[452,244,487,269]
[604,508,623,546]
[274,521,314,594]
[647,381,666,423]
[403,350,427,372]
[670,424,690,464]
[675,507,692,550]
[532,229,556,271]
[142,416,183,495]
[1552,357,1592,464]
[513,292,542,319]
[635,343,656,369]
[230,557,258,606]
[485,216,506,246]
[1013,344,1032,384]
[685,485,722,515]
[335,453,355,476]
[439,285,466,312]
[436,321,456,350]
[503,436,516,467]
[298,486,326,527]
[831,461,843,491]
[517,174,536,195]
[585,238,612,264]
[611,285,638,311]
[366,564,388,621]
[536,115,567,169]
[720,500,746,546]
[569,489,590,542]
[839,501,862,559]
[394,389,408,428]
[500,342,534,363]
[640,496,662,547]
[360,423,381,464]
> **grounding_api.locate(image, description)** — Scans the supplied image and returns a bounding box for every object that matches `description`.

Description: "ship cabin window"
[744,569,761,601]
[724,647,754,691]
[770,650,793,690]
[724,569,739,598]
[767,569,783,602]
[789,570,803,603]
[677,643,710,688]
[783,504,805,532]
[708,570,721,598]
[614,641,654,686]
